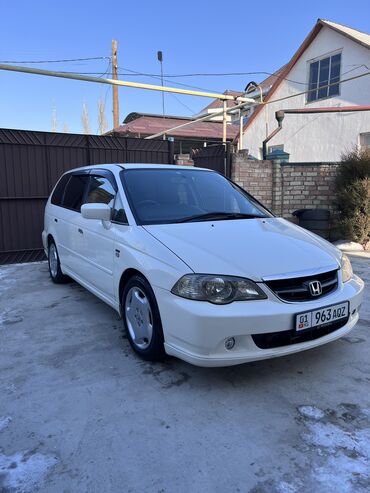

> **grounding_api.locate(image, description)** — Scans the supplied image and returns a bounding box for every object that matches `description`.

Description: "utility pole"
[112,40,119,129]
[157,51,165,118]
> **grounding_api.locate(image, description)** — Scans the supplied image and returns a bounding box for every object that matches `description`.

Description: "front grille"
[264,269,338,302]
[252,317,348,349]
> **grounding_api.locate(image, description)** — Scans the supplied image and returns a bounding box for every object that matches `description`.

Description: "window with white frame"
[359,132,370,150]
[307,52,341,102]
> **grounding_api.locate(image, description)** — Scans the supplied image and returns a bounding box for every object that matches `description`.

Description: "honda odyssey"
[42,164,364,366]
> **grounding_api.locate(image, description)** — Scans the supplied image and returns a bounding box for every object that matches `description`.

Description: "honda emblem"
[308,280,322,297]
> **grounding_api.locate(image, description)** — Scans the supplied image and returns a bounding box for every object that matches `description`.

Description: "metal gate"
[191,143,231,177]
[0,129,174,264]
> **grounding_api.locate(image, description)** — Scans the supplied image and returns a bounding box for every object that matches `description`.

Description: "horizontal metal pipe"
[0,63,253,102]
[282,106,370,114]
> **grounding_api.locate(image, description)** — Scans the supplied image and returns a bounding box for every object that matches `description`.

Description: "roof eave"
[237,21,324,141]
[320,19,370,50]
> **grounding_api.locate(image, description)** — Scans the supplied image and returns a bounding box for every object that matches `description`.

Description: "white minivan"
[42,164,364,367]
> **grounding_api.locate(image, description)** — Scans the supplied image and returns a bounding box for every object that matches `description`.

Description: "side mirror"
[81,203,111,221]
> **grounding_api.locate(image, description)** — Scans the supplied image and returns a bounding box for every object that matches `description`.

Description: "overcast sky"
[0,0,368,134]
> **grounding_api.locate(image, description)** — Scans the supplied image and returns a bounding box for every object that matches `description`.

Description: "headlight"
[171,274,267,304]
[341,254,353,283]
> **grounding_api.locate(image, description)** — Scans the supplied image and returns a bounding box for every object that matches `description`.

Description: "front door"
[79,174,117,298]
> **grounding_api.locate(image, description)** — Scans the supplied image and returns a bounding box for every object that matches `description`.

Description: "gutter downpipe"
[262,110,284,160]
[262,106,370,159]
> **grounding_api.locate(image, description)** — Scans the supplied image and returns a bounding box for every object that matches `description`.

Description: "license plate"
[296,301,349,332]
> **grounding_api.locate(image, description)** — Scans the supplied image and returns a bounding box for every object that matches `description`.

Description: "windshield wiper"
[176,212,265,223]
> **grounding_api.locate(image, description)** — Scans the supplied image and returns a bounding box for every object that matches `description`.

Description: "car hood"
[143,218,341,281]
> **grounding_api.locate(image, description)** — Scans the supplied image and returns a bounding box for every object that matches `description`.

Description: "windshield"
[121,168,272,225]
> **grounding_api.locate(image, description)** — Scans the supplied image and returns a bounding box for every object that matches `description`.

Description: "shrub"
[335,148,370,246]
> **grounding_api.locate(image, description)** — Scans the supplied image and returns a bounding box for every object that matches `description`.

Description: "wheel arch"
[118,268,151,315]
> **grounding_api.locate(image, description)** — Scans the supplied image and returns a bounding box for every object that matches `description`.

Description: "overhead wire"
[1,56,368,89]
[168,93,197,115]
[0,59,368,117]
[0,56,110,64]
[116,66,217,93]
[264,70,370,106]
[44,69,218,93]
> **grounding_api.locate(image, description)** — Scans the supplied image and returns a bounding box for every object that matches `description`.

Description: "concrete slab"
[0,256,369,493]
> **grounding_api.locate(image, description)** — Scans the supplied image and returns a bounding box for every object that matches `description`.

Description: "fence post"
[168,138,175,164]
[271,159,282,216]
[226,142,232,178]
[86,135,91,165]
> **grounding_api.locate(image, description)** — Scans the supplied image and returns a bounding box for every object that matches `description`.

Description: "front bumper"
[154,274,364,367]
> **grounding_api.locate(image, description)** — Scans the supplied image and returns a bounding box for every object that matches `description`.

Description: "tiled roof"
[258,65,288,91]
[200,90,244,112]
[114,114,239,140]
[123,112,193,124]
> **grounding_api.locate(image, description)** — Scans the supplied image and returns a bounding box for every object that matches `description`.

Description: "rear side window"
[62,175,89,212]
[50,174,70,206]
[86,176,116,207]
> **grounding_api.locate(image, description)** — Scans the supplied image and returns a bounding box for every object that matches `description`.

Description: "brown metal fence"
[191,143,231,177]
[0,128,174,264]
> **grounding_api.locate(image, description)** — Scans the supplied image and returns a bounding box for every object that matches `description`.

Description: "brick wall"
[231,151,339,219]
[279,163,339,217]
[232,151,273,210]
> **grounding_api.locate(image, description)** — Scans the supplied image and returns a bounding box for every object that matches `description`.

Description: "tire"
[122,275,166,361]
[48,240,69,284]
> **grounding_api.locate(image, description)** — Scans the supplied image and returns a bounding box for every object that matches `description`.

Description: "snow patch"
[315,453,370,493]
[0,450,58,492]
[304,421,358,450]
[0,308,23,328]
[277,480,299,493]
[0,269,14,295]
[298,405,325,420]
[333,240,364,252]
[0,416,12,432]
[301,411,370,491]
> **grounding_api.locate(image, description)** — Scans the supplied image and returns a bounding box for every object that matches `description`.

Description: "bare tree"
[98,97,108,135]
[81,102,91,134]
[51,104,57,132]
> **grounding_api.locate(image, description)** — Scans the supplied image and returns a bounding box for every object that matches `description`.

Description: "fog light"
[225,337,235,350]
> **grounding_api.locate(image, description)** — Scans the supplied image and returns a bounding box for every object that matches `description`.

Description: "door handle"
[78,228,83,234]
